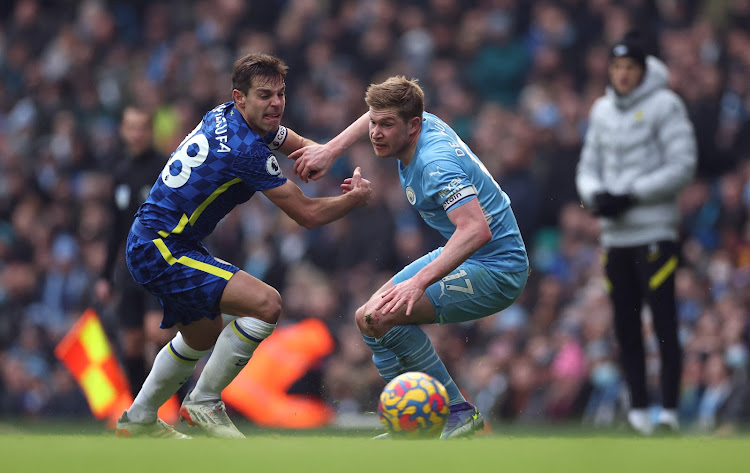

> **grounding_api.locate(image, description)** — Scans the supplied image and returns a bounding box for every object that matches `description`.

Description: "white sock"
[189,318,275,403]
[128,332,210,423]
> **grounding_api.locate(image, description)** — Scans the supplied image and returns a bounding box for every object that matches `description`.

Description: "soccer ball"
[377,371,450,439]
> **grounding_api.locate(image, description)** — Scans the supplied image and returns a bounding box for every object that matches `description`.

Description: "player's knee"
[255,287,282,324]
[355,305,368,332]
[180,317,223,350]
[355,303,382,338]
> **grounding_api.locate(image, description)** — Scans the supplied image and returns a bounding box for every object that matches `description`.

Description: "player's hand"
[374,279,426,316]
[341,167,372,206]
[289,144,337,183]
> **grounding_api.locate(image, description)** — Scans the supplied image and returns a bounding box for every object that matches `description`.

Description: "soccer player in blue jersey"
[291,76,528,439]
[114,53,372,439]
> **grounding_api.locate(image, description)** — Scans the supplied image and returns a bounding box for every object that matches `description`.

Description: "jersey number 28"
[161,125,209,189]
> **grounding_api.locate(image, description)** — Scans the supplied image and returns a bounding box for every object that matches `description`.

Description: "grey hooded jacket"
[576,56,697,248]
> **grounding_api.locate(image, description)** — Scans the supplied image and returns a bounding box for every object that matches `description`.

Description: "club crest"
[405,186,416,205]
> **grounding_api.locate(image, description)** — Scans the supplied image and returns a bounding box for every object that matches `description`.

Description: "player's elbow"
[476,224,492,246]
[299,219,317,230]
[290,215,315,229]
[291,211,319,229]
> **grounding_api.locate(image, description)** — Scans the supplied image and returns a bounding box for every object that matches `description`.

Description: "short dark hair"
[231,53,288,94]
[610,31,647,69]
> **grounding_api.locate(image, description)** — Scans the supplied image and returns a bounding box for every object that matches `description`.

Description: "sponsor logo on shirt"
[438,177,465,198]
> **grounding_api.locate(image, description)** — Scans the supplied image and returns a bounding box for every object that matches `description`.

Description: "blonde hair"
[365,76,424,122]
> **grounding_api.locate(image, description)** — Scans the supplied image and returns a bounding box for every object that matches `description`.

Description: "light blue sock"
[377,325,466,405]
[362,334,403,383]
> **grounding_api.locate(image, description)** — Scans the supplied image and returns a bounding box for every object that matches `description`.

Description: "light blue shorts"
[393,248,528,325]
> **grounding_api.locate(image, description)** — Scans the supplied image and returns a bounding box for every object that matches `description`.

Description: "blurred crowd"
[2,0,750,434]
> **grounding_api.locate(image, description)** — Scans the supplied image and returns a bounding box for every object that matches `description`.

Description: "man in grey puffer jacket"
[576,32,697,435]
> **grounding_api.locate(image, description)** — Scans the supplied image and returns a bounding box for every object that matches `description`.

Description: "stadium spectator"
[576,32,697,434]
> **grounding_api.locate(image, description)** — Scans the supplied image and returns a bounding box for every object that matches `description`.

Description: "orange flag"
[55,308,132,421]
[55,308,180,427]
[223,318,335,428]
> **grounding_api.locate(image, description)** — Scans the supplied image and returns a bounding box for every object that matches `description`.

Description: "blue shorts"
[393,248,528,325]
[125,226,240,329]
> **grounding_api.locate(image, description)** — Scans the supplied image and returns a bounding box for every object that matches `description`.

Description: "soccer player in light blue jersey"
[291,76,528,439]
[115,53,372,439]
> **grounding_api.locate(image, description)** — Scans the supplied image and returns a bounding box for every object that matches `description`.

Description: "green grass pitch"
[0,425,747,473]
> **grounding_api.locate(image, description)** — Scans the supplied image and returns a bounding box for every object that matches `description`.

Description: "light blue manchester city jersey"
[398,112,528,272]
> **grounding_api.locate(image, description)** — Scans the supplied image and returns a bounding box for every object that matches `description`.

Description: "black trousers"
[604,240,682,409]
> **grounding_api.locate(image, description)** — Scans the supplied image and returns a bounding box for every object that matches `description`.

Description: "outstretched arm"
[375,198,492,316]
[275,127,318,156]
[288,112,370,183]
[262,167,372,229]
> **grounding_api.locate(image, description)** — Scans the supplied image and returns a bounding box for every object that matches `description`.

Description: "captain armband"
[442,185,477,211]
[268,126,288,150]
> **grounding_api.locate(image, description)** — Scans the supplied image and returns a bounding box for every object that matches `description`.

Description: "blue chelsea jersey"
[136,102,288,241]
[399,112,528,272]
